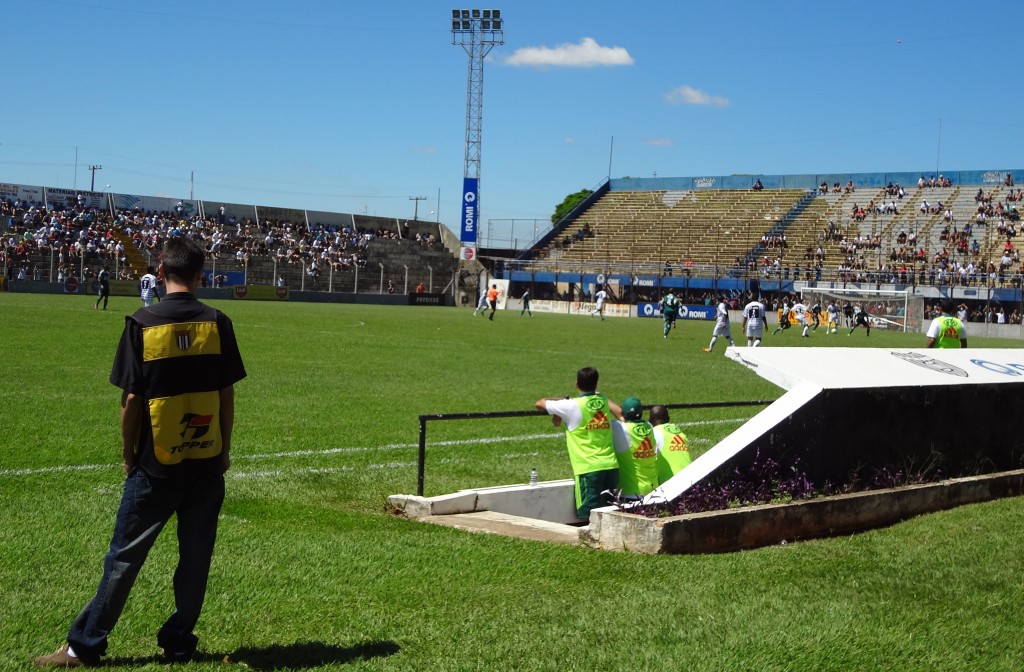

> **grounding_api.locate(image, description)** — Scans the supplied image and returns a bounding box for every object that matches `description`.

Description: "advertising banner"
[0,183,45,204]
[408,293,446,306]
[45,188,107,211]
[111,194,198,218]
[637,303,715,320]
[569,302,631,318]
[461,177,479,245]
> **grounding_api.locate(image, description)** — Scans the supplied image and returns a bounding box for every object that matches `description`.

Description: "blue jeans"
[67,466,225,662]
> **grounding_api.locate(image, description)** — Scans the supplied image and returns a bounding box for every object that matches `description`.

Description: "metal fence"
[415,400,773,496]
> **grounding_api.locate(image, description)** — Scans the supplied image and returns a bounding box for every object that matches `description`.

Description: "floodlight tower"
[451,8,503,258]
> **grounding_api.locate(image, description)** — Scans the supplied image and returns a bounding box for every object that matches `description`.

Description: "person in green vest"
[535,367,621,521]
[611,396,659,500]
[926,299,968,348]
[649,405,692,484]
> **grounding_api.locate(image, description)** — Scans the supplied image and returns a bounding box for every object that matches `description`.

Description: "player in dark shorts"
[849,307,871,336]
[810,303,822,330]
[842,303,855,328]
[771,301,791,335]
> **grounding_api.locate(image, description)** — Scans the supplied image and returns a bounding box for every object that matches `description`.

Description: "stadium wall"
[2,279,451,306]
[611,169,1022,193]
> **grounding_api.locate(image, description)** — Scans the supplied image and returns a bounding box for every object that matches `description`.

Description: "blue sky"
[3,0,1023,246]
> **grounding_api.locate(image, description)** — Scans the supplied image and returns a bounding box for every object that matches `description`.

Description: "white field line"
[0,418,749,479]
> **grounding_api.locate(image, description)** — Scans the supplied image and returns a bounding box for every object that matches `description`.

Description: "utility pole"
[89,165,102,192]
[409,196,427,221]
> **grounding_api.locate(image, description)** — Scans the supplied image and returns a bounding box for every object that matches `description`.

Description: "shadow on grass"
[105,640,400,669]
[228,640,400,669]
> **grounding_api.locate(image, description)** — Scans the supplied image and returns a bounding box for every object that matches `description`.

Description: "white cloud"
[644,138,673,147]
[665,85,730,108]
[504,37,633,68]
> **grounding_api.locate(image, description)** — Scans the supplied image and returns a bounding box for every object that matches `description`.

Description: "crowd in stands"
[819,180,857,195]
[917,175,953,189]
[2,197,442,286]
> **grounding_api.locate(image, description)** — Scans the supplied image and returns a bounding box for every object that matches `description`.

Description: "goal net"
[799,287,924,332]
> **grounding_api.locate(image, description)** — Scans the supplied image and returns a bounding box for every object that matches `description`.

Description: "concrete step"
[424,511,584,545]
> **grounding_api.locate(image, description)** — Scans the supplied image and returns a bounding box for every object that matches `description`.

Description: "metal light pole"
[451,8,504,260]
[451,9,503,182]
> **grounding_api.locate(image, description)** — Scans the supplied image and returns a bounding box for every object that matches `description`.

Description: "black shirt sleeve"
[109,317,144,393]
[217,312,247,388]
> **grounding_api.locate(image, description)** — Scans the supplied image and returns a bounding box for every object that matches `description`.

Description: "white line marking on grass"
[239,432,570,460]
[0,419,750,479]
[0,464,111,477]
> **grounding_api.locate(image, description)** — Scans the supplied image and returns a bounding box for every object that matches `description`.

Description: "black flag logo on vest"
[175,328,191,352]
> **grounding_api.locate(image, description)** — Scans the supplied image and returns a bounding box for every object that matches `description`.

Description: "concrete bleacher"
[2,199,458,294]
[522,170,1023,287]
[538,188,808,273]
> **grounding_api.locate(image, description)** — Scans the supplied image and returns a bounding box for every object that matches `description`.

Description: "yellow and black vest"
[132,304,225,477]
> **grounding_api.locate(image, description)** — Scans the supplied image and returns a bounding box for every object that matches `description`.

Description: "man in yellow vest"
[611,397,659,500]
[536,367,621,521]
[35,237,247,668]
[926,299,968,348]
[649,405,692,484]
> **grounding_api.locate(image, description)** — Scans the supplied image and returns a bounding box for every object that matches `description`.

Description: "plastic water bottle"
[529,468,538,486]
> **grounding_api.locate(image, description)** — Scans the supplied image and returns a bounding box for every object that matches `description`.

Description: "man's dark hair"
[940,299,954,315]
[161,237,205,284]
[576,367,599,393]
[648,405,669,426]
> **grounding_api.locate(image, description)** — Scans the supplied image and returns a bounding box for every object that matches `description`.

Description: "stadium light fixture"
[451,8,504,38]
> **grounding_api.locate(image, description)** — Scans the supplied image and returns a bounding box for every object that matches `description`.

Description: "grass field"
[2,292,1023,671]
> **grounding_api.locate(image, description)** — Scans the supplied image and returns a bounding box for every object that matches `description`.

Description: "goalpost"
[799,287,925,332]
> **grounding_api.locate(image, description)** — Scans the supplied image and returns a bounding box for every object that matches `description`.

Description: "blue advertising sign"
[636,303,716,320]
[461,177,479,244]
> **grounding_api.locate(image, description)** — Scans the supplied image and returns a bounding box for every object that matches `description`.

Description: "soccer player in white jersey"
[790,300,811,337]
[472,288,489,316]
[742,296,766,347]
[139,266,159,307]
[826,302,839,334]
[704,295,735,352]
[591,287,608,320]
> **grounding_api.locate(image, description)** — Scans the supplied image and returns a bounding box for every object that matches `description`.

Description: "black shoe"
[159,648,194,665]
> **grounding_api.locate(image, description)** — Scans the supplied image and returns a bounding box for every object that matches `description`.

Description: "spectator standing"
[34,237,247,668]
[535,367,621,521]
